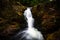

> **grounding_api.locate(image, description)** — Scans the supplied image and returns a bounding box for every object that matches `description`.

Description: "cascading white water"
[15,7,44,40]
[23,7,44,40]
[24,7,34,28]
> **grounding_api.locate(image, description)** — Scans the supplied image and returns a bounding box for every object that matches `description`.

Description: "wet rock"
[47,29,60,40]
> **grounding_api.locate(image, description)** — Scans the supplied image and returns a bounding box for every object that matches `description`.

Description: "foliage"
[19,0,38,6]
[19,0,52,6]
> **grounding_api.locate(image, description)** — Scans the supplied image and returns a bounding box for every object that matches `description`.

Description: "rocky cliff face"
[0,0,60,40]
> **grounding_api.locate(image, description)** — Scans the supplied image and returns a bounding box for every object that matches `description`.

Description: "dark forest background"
[0,0,60,40]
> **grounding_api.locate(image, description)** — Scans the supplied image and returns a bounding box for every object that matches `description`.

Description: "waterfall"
[24,7,34,28]
[14,7,44,40]
[23,7,44,40]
